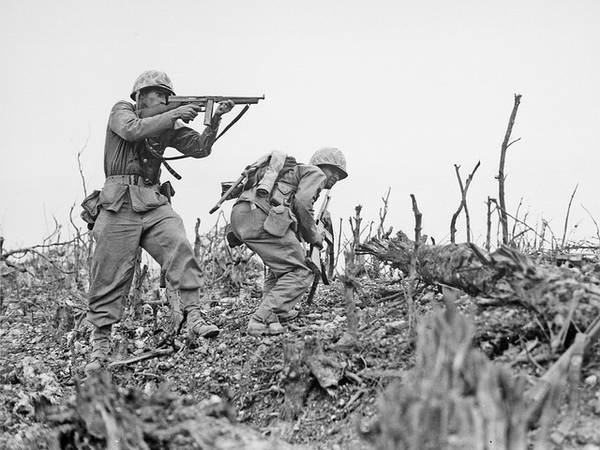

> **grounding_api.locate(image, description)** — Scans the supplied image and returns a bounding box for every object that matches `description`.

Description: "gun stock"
[209,172,246,214]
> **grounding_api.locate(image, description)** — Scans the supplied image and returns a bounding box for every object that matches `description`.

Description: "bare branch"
[2,236,84,259]
[498,94,522,245]
[76,130,91,199]
[486,197,495,252]
[581,204,600,245]
[377,187,392,239]
[561,184,579,248]
[506,137,522,149]
[450,161,480,243]
[488,199,552,247]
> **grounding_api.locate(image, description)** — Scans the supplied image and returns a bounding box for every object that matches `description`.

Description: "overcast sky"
[1,0,599,250]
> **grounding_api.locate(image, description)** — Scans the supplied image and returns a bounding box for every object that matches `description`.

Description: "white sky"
[1,0,599,250]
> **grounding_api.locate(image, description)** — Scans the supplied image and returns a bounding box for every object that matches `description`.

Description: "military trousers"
[230,202,313,321]
[87,201,203,328]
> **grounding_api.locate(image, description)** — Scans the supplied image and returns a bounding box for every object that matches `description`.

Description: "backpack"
[219,152,298,203]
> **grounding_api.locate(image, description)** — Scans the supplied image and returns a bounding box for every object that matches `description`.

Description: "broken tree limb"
[340,249,359,343]
[486,197,495,251]
[406,194,422,334]
[337,205,364,346]
[497,93,522,245]
[450,161,481,244]
[108,348,174,369]
[561,183,579,248]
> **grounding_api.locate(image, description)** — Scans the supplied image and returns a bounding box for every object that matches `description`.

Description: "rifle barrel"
[168,95,265,105]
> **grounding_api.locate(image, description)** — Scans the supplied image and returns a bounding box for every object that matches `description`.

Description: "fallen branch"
[108,348,174,369]
[2,236,85,260]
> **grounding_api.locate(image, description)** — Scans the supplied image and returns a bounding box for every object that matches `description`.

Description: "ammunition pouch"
[81,190,102,230]
[263,205,296,237]
[225,223,244,248]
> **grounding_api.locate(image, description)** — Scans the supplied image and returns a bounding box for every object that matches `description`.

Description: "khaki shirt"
[238,164,327,245]
[99,101,219,212]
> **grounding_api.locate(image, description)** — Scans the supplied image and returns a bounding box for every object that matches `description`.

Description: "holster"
[80,190,102,230]
[159,181,175,203]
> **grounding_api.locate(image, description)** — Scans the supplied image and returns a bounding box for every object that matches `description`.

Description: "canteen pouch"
[81,190,102,230]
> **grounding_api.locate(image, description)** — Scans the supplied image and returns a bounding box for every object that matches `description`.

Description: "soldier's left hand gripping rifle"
[306,190,335,304]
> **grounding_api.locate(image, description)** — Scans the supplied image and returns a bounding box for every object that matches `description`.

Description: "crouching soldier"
[85,70,234,374]
[230,147,348,336]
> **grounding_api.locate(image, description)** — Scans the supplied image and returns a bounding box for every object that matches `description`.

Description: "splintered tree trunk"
[282,337,346,421]
[282,339,312,421]
[358,234,497,296]
[370,302,533,450]
[343,249,359,341]
[359,233,600,343]
[498,94,522,245]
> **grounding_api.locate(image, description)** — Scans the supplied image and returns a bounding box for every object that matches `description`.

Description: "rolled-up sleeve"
[108,101,175,142]
[293,167,327,244]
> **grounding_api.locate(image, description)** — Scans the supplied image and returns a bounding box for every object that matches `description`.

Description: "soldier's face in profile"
[139,88,169,108]
[320,166,341,189]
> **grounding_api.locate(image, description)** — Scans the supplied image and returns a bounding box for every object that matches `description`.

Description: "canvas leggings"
[87,202,203,328]
[230,202,313,321]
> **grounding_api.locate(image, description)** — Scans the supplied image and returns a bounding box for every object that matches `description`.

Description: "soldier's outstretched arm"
[293,166,327,245]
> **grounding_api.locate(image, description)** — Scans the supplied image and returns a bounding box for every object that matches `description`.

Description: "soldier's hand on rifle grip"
[172,104,202,123]
[214,100,235,117]
[313,231,324,250]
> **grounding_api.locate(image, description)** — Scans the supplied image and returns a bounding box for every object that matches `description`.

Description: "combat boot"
[186,307,220,339]
[247,313,284,336]
[85,325,111,376]
[277,308,299,323]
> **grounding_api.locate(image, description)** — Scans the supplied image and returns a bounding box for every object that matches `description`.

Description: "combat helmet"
[130,70,175,100]
[309,147,348,180]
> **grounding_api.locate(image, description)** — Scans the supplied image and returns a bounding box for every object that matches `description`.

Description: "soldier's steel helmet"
[309,147,348,180]
[130,70,175,100]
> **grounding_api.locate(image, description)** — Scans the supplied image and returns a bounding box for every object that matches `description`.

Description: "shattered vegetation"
[2,203,600,449]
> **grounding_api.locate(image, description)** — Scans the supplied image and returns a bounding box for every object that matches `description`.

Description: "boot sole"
[247,327,284,336]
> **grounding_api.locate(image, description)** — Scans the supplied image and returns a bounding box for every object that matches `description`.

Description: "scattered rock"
[586,375,598,386]
[385,320,408,334]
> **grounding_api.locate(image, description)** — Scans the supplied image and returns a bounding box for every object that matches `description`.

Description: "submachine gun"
[138,95,265,127]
